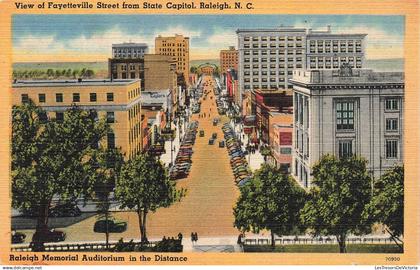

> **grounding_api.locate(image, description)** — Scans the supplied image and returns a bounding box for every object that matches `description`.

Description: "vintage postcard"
[0,0,419,267]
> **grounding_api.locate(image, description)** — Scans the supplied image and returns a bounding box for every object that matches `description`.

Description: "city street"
[16,75,241,243]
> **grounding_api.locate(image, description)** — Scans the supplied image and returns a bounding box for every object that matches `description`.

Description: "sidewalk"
[228,120,265,171]
[182,236,243,252]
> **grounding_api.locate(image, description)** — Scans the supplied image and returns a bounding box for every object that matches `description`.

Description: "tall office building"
[236,26,366,106]
[13,79,143,160]
[112,43,148,59]
[155,34,190,83]
[220,46,239,74]
[290,67,404,188]
[109,54,177,92]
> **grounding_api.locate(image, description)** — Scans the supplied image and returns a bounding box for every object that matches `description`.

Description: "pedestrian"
[191,232,195,245]
[178,232,183,241]
[194,232,199,243]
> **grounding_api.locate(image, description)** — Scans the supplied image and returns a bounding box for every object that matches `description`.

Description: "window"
[385,98,399,110]
[386,140,398,159]
[90,93,97,102]
[386,118,398,131]
[280,148,292,155]
[56,93,63,103]
[338,140,353,158]
[107,92,114,102]
[107,133,116,149]
[38,93,46,103]
[73,93,80,102]
[106,112,115,123]
[56,112,64,122]
[336,101,354,130]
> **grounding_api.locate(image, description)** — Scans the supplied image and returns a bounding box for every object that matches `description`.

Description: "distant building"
[269,121,293,173]
[290,67,404,188]
[155,34,190,83]
[13,79,143,160]
[220,46,238,74]
[108,54,178,114]
[112,43,148,59]
[236,26,366,108]
[249,88,293,143]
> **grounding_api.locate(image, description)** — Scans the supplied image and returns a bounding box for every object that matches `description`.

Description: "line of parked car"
[221,123,252,186]
[170,121,199,180]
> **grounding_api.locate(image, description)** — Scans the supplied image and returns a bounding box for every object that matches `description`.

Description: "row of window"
[244,70,298,75]
[244,58,304,63]
[309,40,362,46]
[243,64,298,69]
[309,47,363,53]
[21,92,115,104]
[243,43,303,49]
[37,111,115,125]
[337,139,399,159]
[244,84,287,90]
[243,36,303,42]
[244,49,304,56]
[244,77,291,83]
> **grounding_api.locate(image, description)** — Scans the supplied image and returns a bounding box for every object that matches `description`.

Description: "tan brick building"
[12,79,143,160]
[220,46,238,74]
[155,34,190,83]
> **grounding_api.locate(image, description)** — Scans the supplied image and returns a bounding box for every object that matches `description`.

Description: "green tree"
[46,68,54,78]
[65,69,72,78]
[85,148,124,250]
[234,164,307,248]
[300,154,372,253]
[72,69,80,78]
[115,153,185,242]
[363,165,404,251]
[85,69,95,78]
[12,101,110,248]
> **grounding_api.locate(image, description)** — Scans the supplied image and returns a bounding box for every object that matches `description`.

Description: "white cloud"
[67,26,154,53]
[14,34,65,53]
[336,25,403,59]
[206,29,237,49]
[154,25,202,39]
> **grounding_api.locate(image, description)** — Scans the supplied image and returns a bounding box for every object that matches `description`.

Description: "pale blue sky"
[12,14,404,62]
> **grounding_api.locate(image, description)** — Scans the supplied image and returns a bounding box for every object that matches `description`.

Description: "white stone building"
[236,26,366,108]
[290,67,404,188]
[112,43,148,59]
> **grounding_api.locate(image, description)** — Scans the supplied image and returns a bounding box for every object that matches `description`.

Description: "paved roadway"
[16,75,240,244]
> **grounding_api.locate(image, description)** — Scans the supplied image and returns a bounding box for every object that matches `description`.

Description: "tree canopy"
[12,101,110,245]
[300,154,372,253]
[364,165,404,251]
[115,153,185,242]
[234,164,307,247]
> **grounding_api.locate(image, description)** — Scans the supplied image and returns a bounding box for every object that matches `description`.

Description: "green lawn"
[243,244,403,253]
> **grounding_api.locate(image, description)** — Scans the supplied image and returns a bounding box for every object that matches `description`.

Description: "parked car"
[11,231,26,244]
[32,228,66,243]
[213,119,218,126]
[199,130,205,137]
[212,133,218,139]
[208,138,215,145]
[49,202,81,217]
[219,140,225,148]
[94,219,127,233]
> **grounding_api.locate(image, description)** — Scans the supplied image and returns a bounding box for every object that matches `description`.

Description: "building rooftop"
[112,43,148,48]
[237,27,306,33]
[290,67,404,86]
[12,79,141,88]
